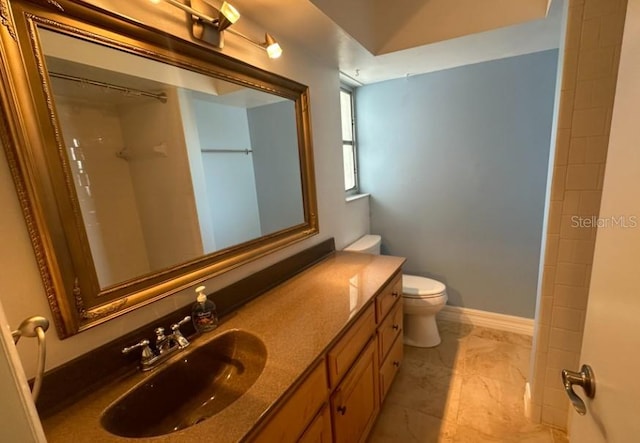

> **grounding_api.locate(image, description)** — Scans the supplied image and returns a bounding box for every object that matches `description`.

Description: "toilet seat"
[343,235,448,348]
[402,274,446,299]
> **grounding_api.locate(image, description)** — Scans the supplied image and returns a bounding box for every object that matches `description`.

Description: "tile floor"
[368,320,569,443]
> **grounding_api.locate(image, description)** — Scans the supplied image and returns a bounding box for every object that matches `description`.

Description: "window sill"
[345,193,370,203]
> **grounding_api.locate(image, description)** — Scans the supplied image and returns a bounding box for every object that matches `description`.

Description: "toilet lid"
[402,275,446,298]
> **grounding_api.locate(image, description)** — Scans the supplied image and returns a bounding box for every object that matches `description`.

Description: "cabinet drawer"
[251,360,328,442]
[377,299,403,363]
[330,338,380,443]
[375,272,402,323]
[299,404,333,443]
[379,334,404,403]
[327,303,375,388]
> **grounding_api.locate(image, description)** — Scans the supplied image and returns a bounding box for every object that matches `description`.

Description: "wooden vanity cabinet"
[379,330,403,401]
[326,304,378,443]
[375,272,403,323]
[299,405,333,443]
[330,338,379,443]
[376,272,404,404]
[252,270,404,443]
[327,304,376,387]
[326,271,403,443]
[249,361,328,442]
[378,299,403,362]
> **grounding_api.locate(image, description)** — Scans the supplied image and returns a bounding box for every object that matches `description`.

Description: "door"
[299,405,333,443]
[0,302,47,442]
[331,338,379,443]
[569,1,640,441]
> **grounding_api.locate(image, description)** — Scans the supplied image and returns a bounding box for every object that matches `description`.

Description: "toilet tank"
[343,235,381,255]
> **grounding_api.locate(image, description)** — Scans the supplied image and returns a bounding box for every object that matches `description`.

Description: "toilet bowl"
[343,235,447,348]
[402,275,448,347]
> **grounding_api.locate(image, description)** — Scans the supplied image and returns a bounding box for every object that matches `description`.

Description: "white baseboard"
[437,305,534,336]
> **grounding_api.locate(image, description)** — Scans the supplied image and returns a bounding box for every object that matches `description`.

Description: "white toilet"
[344,235,448,347]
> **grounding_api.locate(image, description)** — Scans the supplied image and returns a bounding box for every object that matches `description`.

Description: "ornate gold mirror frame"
[0,0,318,338]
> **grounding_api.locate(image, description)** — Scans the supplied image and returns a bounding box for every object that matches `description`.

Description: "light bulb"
[264,33,282,59]
[220,1,240,24]
[266,42,282,59]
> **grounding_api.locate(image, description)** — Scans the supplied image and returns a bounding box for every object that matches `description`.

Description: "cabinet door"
[299,404,333,443]
[327,304,375,388]
[250,360,328,442]
[330,338,379,443]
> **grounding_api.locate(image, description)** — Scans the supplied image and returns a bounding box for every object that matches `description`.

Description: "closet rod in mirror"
[48,72,168,103]
[201,149,253,154]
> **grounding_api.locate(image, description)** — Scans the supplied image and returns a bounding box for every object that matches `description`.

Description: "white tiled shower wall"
[530,0,629,430]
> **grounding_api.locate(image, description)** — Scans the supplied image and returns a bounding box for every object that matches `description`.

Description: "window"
[340,88,358,192]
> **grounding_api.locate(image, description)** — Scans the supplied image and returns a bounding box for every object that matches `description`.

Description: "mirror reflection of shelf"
[116,143,169,160]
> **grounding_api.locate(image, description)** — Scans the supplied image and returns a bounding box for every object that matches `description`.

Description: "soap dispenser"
[192,285,218,333]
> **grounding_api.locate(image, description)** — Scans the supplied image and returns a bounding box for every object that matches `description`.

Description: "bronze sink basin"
[101,329,267,438]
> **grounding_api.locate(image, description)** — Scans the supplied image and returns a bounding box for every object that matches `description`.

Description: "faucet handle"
[171,316,191,349]
[122,339,153,360]
[171,316,191,331]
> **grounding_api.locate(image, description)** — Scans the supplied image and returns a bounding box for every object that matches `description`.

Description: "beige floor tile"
[438,320,474,339]
[453,423,554,443]
[462,336,531,386]
[404,331,467,372]
[457,375,528,435]
[368,402,456,443]
[469,326,533,348]
[371,323,560,443]
[551,428,569,443]
[385,353,462,422]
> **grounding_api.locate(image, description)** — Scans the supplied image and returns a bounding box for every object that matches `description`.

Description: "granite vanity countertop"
[42,251,405,443]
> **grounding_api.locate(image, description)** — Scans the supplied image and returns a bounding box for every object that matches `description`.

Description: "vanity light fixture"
[150,0,239,31]
[216,1,240,31]
[149,0,282,58]
[226,29,283,59]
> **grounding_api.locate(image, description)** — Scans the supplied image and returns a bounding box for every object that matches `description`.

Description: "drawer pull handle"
[391,291,399,298]
[393,361,400,368]
[392,324,399,331]
[337,405,347,415]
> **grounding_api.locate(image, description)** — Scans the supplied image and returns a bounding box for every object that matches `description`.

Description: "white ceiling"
[309,0,551,55]
[228,0,564,85]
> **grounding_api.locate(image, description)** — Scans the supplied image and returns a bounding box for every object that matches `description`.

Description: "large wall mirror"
[0,0,318,338]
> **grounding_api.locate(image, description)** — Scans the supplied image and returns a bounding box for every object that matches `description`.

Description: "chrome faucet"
[154,327,171,353]
[123,316,191,371]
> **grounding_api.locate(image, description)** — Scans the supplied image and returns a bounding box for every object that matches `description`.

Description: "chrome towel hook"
[12,316,50,402]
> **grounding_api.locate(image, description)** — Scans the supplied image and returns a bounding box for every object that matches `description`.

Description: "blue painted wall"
[247,100,304,236]
[191,98,262,249]
[356,50,558,318]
